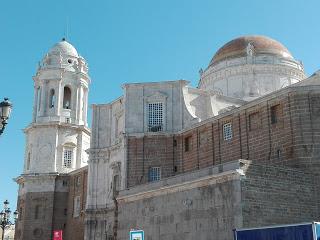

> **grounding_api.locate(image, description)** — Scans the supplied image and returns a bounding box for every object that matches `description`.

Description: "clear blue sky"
[0,0,319,211]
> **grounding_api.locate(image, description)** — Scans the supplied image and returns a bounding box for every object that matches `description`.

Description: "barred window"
[148,167,161,182]
[148,102,163,132]
[63,149,73,168]
[223,122,233,141]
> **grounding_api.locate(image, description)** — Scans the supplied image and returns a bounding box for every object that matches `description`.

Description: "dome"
[209,35,293,66]
[49,38,79,57]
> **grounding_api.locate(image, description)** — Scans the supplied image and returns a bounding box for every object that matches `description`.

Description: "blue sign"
[130,230,144,240]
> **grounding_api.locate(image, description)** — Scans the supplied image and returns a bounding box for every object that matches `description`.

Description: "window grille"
[223,123,233,141]
[148,167,161,182]
[63,149,73,168]
[148,102,163,132]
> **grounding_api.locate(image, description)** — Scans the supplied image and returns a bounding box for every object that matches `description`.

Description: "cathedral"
[14,35,320,240]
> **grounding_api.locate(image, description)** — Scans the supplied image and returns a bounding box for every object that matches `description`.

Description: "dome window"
[63,86,71,109]
[68,59,73,64]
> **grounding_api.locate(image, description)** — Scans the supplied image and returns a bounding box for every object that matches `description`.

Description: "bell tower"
[26,38,91,174]
[14,39,91,240]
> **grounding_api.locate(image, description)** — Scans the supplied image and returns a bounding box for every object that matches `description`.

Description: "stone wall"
[15,191,67,240]
[242,162,320,227]
[117,160,320,240]
[14,169,88,240]
[118,161,244,240]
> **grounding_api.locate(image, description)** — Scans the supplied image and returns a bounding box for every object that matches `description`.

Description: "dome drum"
[199,35,306,100]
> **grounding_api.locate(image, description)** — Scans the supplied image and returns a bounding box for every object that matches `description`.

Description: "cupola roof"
[49,38,79,57]
[209,35,293,66]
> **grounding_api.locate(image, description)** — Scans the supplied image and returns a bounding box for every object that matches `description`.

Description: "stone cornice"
[24,122,91,135]
[117,169,242,204]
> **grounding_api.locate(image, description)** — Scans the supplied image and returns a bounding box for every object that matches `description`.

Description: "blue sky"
[0,0,319,211]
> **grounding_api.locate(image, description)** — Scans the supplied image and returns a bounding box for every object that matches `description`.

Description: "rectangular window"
[185,136,192,152]
[271,104,280,124]
[148,167,161,182]
[223,122,233,141]
[73,196,81,218]
[113,175,120,197]
[62,180,68,186]
[75,176,81,187]
[63,149,73,168]
[249,112,260,131]
[148,102,163,132]
[34,205,42,219]
[26,152,31,170]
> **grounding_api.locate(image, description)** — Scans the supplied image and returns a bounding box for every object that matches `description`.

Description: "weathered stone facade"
[15,35,320,240]
[117,160,319,240]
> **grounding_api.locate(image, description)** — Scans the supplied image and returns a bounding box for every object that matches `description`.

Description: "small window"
[73,196,81,217]
[148,102,163,132]
[62,180,68,186]
[63,149,73,168]
[64,208,68,216]
[223,122,233,141]
[75,176,81,187]
[34,205,42,219]
[271,104,280,124]
[185,136,192,152]
[249,112,260,131]
[26,152,31,170]
[37,87,41,111]
[63,86,71,109]
[68,59,73,64]
[113,175,120,197]
[148,167,161,182]
[277,149,282,160]
[49,89,55,108]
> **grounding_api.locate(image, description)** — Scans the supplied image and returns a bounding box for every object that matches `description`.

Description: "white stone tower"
[15,39,91,240]
[26,38,90,174]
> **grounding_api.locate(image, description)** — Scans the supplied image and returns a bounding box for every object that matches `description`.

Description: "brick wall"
[64,168,88,240]
[127,89,320,188]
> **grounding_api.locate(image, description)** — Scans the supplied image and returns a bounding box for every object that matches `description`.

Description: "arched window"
[37,87,41,111]
[49,89,55,108]
[26,152,31,170]
[63,86,71,109]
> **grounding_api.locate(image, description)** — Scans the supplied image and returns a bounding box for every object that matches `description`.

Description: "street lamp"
[0,200,18,240]
[0,98,13,136]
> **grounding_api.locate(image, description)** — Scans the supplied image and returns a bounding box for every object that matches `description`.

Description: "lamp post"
[0,98,13,136]
[0,200,18,240]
